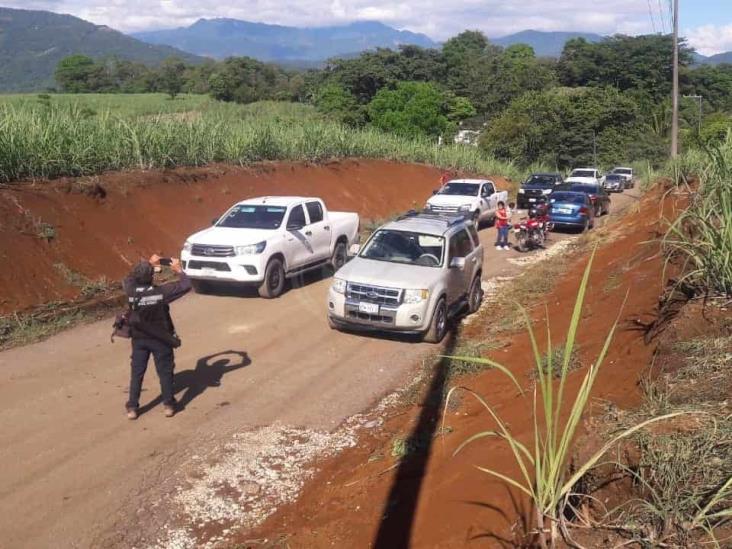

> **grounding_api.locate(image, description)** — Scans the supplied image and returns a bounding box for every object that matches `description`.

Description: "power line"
[647,0,658,33]
[658,0,667,33]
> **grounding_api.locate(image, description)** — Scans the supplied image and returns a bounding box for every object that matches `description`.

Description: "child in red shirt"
[495,201,510,250]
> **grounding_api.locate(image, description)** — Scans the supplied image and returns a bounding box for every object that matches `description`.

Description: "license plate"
[557,208,572,214]
[529,198,536,202]
[201,268,216,276]
[358,302,379,314]
[513,228,522,233]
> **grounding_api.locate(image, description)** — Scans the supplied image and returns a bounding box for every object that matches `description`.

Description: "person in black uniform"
[123,255,191,420]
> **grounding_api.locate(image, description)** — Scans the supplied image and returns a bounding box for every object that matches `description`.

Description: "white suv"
[327,212,484,343]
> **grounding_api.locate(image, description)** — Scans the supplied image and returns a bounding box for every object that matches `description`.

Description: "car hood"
[566,177,598,184]
[186,227,275,246]
[426,194,478,207]
[335,257,446,290]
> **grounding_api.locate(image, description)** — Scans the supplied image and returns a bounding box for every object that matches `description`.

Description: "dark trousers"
[126,337,176,410]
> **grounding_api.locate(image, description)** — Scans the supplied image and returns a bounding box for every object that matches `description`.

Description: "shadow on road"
[193,269,329,299]
[373,329,458,548]
[138,350,251,415]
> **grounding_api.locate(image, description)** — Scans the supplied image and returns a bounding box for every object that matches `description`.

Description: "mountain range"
[0,7,203,92]
[133,19,436,62]
[1,7,730,92]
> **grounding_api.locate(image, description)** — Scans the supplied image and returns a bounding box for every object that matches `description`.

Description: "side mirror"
[449,257,466,270]
[348,244,361,256]
[432,189,439,195]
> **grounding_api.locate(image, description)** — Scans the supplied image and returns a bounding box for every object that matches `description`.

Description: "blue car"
[548,191,594,231]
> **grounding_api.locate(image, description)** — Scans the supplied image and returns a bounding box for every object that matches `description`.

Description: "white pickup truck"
[181,196,359,298]
[565,168,605,186]
[425,179,508,225]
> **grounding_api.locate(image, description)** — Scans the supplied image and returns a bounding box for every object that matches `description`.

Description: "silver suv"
[327,212,484,343]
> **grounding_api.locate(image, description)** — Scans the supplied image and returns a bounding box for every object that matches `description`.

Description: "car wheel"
[467,276,483,314]
[329,240,347,274]
[423,298,448,343]
[258,257,285,298]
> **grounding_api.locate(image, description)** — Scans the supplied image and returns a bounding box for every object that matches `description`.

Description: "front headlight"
[182,241,193,253]
[404,289,429,304]
[235,241,267,255]
[458,204,472,212]
[518,188,526,194]
[542,189,553,194]
[425,203,433,210]
[331,278,347,294]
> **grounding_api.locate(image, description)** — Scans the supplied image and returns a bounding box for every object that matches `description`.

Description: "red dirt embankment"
[0,160,505,314]
[246,186,685,547]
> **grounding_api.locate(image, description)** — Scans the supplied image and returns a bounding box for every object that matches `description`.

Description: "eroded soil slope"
[1,160,490,313]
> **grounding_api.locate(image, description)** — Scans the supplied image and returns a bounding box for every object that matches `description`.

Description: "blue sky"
[3,0,732,54]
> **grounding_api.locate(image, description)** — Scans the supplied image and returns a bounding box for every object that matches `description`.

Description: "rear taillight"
[579,207,589,216]
[589,195,597,203]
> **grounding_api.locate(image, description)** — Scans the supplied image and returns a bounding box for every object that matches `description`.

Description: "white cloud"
[686,24,732,55]
[0,0,670,39]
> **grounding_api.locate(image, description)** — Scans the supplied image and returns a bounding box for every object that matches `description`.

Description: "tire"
[258,257,285,298]
[423,298,448,344]
[467,276,483,314]
[329,240,347,274]
[517,232,529,253]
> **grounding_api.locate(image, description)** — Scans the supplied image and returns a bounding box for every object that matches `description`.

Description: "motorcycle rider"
[123,255,192,420]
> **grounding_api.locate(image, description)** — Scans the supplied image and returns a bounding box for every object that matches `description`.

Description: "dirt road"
[0,189,640,548]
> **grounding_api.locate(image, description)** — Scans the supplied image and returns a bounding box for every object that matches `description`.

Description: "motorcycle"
[513,205,552,252]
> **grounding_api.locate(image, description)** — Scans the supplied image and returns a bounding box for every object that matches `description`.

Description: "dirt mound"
[242,186,687,547]
[0,160,506,314]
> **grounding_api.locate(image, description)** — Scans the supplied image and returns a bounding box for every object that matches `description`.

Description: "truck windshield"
[217,205,287,229]
[438,183,480,196]
[360,230,445,268]
[570,170,596,178]
[614,169,632,175]
[524,175,556,187]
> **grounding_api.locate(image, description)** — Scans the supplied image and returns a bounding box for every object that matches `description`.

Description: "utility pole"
[671,0,680,157]
[683,94,703,134]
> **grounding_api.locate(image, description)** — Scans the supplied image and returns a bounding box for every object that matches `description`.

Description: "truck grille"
[347,283,402,307]
[191,244,235,257]
[429,205,459,213]
[188,260,231,271]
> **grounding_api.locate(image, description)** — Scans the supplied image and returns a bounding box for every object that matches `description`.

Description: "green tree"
[54,55,99,93]
[480,87,654,168]
[314,82,365,126]
[367,81,458,138]
[158,57,186,99]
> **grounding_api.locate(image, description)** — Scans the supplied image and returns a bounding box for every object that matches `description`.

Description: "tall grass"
[444,251,689,547]
[0,98,526,183]
[663,134,732,296]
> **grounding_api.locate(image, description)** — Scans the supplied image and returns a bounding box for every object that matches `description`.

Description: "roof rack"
[395,209,471,227]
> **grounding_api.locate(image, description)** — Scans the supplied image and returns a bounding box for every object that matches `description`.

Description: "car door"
[305,200,331,262]
[284,204,313,269]
[479,183,493,217]
[446,228,476,306]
